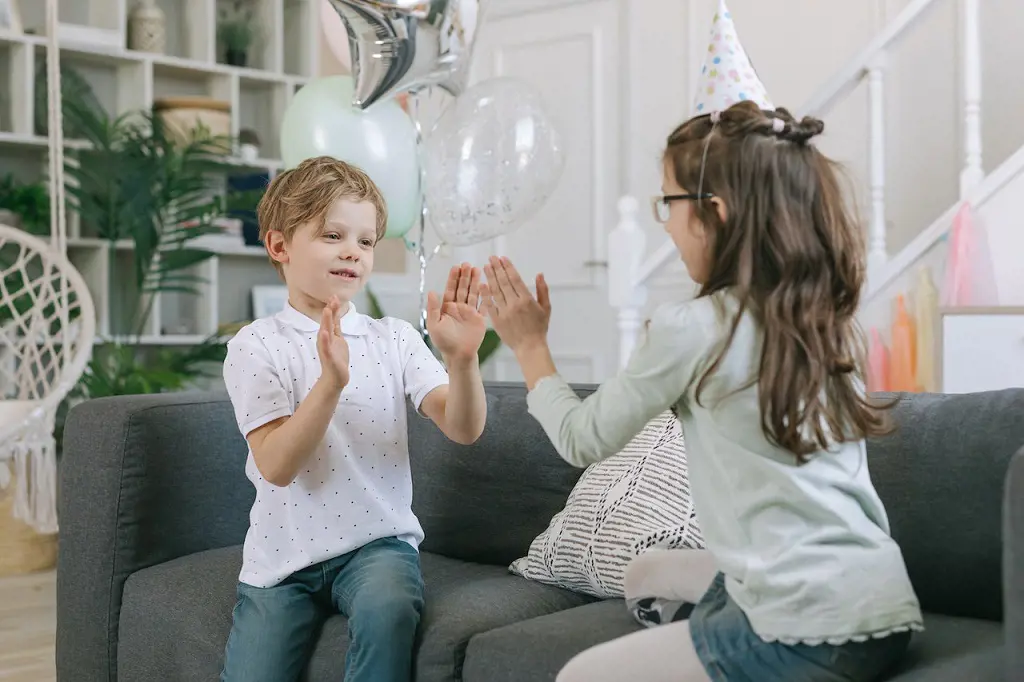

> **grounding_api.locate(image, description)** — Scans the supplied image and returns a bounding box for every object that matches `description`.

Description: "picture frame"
[251,285,289,319]
[0,0,23,33]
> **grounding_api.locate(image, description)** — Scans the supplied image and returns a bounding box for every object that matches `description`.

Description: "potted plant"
[217,0,259,67]
[0,174,49,236]
[57,92,246,394]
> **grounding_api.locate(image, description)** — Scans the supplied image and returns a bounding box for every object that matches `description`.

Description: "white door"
[453,0,624,384]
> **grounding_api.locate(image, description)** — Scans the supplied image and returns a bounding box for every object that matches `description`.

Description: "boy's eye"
[324,232,340,240]
[360,239,374,247]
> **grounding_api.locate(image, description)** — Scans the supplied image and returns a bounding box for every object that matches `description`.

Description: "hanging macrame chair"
[0,0,95,535]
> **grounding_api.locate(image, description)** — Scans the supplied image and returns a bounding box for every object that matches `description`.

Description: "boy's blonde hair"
[257,156,388,273]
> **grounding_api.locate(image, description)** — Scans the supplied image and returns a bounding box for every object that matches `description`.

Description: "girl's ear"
[265,230,289,265]
[710,196,729,224]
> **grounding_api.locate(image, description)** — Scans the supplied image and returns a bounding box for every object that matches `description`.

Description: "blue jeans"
[220,536,424,682]
[691,573,913,682]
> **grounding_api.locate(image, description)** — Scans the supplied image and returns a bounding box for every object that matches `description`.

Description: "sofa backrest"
[866,388,1024,622]
[409,382,593,566]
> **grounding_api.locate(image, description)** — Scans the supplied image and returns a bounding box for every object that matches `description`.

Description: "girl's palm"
[427,264,487,362]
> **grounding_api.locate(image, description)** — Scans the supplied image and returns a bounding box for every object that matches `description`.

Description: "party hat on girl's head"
[692,0,774,115]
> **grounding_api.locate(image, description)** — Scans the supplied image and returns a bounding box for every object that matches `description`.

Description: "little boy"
[220,156,488,682]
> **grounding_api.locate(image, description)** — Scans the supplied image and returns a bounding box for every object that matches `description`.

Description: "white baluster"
[608,196,647,368]
[867,55,888,280]
[960,0,983,195]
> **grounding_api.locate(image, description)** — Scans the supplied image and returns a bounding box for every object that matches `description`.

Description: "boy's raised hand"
[427,263,487,364]
[317,295,350,390]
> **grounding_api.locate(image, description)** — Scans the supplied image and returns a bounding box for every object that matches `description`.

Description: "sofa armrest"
[56,391,252,682]
[1005,445,1024,680]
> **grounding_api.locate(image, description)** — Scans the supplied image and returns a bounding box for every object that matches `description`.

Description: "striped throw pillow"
[508,411,704,598]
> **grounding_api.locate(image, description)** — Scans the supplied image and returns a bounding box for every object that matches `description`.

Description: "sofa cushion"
[116,544,594,682]
[886,613,1003,681]
[462,600,643,682]
[462,605,1002,682]
[510,411,703,599]
[410,382,596,566]
[866,389,1024,621]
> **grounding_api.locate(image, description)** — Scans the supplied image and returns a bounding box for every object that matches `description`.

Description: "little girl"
[479,100,923,682]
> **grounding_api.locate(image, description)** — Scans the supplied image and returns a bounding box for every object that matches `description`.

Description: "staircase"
[608,0,1024,392]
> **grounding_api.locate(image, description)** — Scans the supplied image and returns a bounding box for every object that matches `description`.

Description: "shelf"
[237,76,288,162]
[1,0,322,352]
[96,334,225,346]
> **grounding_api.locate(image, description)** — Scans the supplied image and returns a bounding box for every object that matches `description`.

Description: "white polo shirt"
[222,301,449,588]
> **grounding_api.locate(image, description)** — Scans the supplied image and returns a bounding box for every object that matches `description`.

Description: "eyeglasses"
[650,193,714,223]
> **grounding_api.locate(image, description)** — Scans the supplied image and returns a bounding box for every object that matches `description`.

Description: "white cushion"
[509,411,704,598]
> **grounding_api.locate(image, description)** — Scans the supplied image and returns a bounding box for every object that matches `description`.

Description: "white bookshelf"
[0,0,320,344]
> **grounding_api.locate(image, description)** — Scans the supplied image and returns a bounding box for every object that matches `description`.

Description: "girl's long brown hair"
[665,100,892,462]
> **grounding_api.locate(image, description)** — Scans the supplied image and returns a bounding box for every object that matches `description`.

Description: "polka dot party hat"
[692,0,774,115]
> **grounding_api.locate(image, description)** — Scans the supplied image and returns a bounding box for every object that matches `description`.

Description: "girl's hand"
[481,256,551,354]
[427,263,487,364]
[317,295,350,390]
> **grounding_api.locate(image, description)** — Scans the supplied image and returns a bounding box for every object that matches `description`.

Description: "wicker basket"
[0,479,58,576]
[152,96,232,148]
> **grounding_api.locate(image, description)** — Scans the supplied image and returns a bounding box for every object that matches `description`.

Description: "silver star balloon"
[325,0,488,109]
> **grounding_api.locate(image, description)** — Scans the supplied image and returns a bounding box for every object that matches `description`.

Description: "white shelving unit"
[0,0,321,344]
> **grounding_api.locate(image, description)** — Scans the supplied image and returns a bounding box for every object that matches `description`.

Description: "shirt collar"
[277,300,369,336]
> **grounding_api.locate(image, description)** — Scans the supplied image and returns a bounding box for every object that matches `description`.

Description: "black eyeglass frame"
[650,192,715,223]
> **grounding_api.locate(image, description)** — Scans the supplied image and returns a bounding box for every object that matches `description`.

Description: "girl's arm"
[482,256,707,467]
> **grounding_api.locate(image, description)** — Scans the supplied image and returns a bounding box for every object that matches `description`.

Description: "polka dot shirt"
[222,301,448,588]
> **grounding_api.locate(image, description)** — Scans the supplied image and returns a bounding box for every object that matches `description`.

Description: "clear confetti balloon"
[423,77,565,246]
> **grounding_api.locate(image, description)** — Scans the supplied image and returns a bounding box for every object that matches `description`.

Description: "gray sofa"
[55,382,1024,682]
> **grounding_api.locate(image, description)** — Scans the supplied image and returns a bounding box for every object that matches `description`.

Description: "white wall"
[629,0,1024,315]
[373,0,1024,376]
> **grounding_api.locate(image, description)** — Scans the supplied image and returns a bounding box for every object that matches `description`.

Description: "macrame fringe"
[1,435,59,535]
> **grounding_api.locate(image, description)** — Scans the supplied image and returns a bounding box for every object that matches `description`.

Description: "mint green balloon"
[280,75,421,238]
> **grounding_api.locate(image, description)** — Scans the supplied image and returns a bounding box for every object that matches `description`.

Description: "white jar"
[128,0,166,54]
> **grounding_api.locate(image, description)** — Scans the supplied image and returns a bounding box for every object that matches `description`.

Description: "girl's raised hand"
[480,256,551,353]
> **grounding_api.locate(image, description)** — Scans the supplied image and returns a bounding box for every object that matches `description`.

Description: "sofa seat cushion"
[463,599,643,682]
[117,544,595,682]
[462,605,1003,682]
[886,613,1003,681]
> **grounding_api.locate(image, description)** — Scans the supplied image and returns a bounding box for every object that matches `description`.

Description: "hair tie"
[771,118,785,133]
[710,110,722,124]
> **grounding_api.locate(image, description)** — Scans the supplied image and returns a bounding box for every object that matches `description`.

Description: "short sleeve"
[222,328,294,438]
[396,320,449,409]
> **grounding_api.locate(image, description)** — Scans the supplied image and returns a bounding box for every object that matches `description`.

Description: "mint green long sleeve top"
[526,292,924,644]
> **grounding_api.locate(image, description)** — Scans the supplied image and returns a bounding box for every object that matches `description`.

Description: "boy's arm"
[224,323,346,488]
[246,376,343,486]
[420,355,486,445]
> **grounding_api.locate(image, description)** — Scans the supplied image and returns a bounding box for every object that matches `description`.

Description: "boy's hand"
[427,263,486,365]
[317,296,350,390]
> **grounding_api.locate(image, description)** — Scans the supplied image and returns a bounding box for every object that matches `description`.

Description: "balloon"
[280,75,421,238]
[324,0,487,109]
[423,77,565,247]
[318,0,351,72]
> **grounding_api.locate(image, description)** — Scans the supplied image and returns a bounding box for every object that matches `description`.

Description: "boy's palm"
[427,264,486,362]
[317,297,350,389]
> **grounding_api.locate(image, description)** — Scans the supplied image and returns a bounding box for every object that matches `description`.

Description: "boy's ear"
[265,230,289,264]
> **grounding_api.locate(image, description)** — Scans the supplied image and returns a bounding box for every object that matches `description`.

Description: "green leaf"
[478,329,502,365]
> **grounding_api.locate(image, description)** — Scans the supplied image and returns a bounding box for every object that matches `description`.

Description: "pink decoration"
[941,201,999,306]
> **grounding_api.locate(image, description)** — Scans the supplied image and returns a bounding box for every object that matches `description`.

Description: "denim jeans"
[220,536,424,682]
[690,574,913,682]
